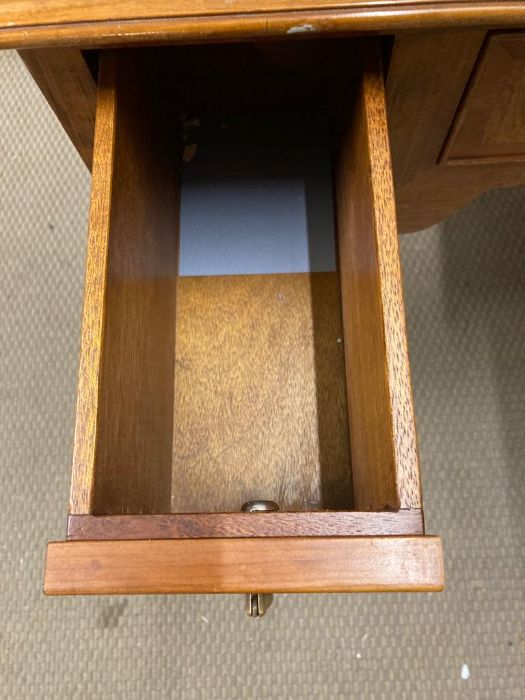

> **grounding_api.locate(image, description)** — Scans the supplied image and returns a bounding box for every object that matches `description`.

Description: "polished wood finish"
[70,51,180,514]
[334,41,421,511]
[41,41,446,595]
[173,273,352,512]
[442,32,525,165]
[45,535,444,594]
[387,31,486,194]
[394,158,525,233]
[68,43,424,517]
[67,510,424,540]
[18,48,96,169]
[0,0,517,25]
[387,31,525,232]
[2,2,525,50]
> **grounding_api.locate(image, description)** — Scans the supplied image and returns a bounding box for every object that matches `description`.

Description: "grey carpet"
[0,50,524,699]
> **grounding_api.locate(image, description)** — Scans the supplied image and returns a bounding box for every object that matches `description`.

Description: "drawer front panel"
[45,537,444,595]
[444,32,525,164]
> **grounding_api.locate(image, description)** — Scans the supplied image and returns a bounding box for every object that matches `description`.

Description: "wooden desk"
[4,1,524,601]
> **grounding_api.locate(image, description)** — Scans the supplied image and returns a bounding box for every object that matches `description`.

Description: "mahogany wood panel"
[44,535,444,594]
[386,31,525,231]
[393,162,525,232]
[18,48,96,169]
[334,41,421,511]
[172,273,352,513]
[1,3,525,50]
[69,51,180,514]
[386,31,485,192]
[67,510,424,540]
[442,32,525,164]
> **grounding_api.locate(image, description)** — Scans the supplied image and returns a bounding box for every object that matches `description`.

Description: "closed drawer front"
[45,39,443,596]
[443,32,525,165]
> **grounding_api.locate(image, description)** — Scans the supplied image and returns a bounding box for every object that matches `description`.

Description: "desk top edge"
[3,1,525,50]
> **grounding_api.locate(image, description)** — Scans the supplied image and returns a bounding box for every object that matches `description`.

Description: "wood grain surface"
[70,51,180,514]
[442,32,525,164]
[1,2,525,50]
[18,48,96,169]
[69,54,116,513]
[69,42,426,516]
[386,31,525,231]
[393,159,525,233]
[334,41,421,511]
[0,0,424,28]
[67,510,424,539]
[172,273,353,512]
[44,535,444,594]
[0,0,511,26]
[386,31,486,192]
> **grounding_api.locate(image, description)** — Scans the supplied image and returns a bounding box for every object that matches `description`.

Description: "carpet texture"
[0,50,524,699]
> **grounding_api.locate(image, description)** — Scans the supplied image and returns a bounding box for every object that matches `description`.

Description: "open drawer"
[44,39,443,598]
